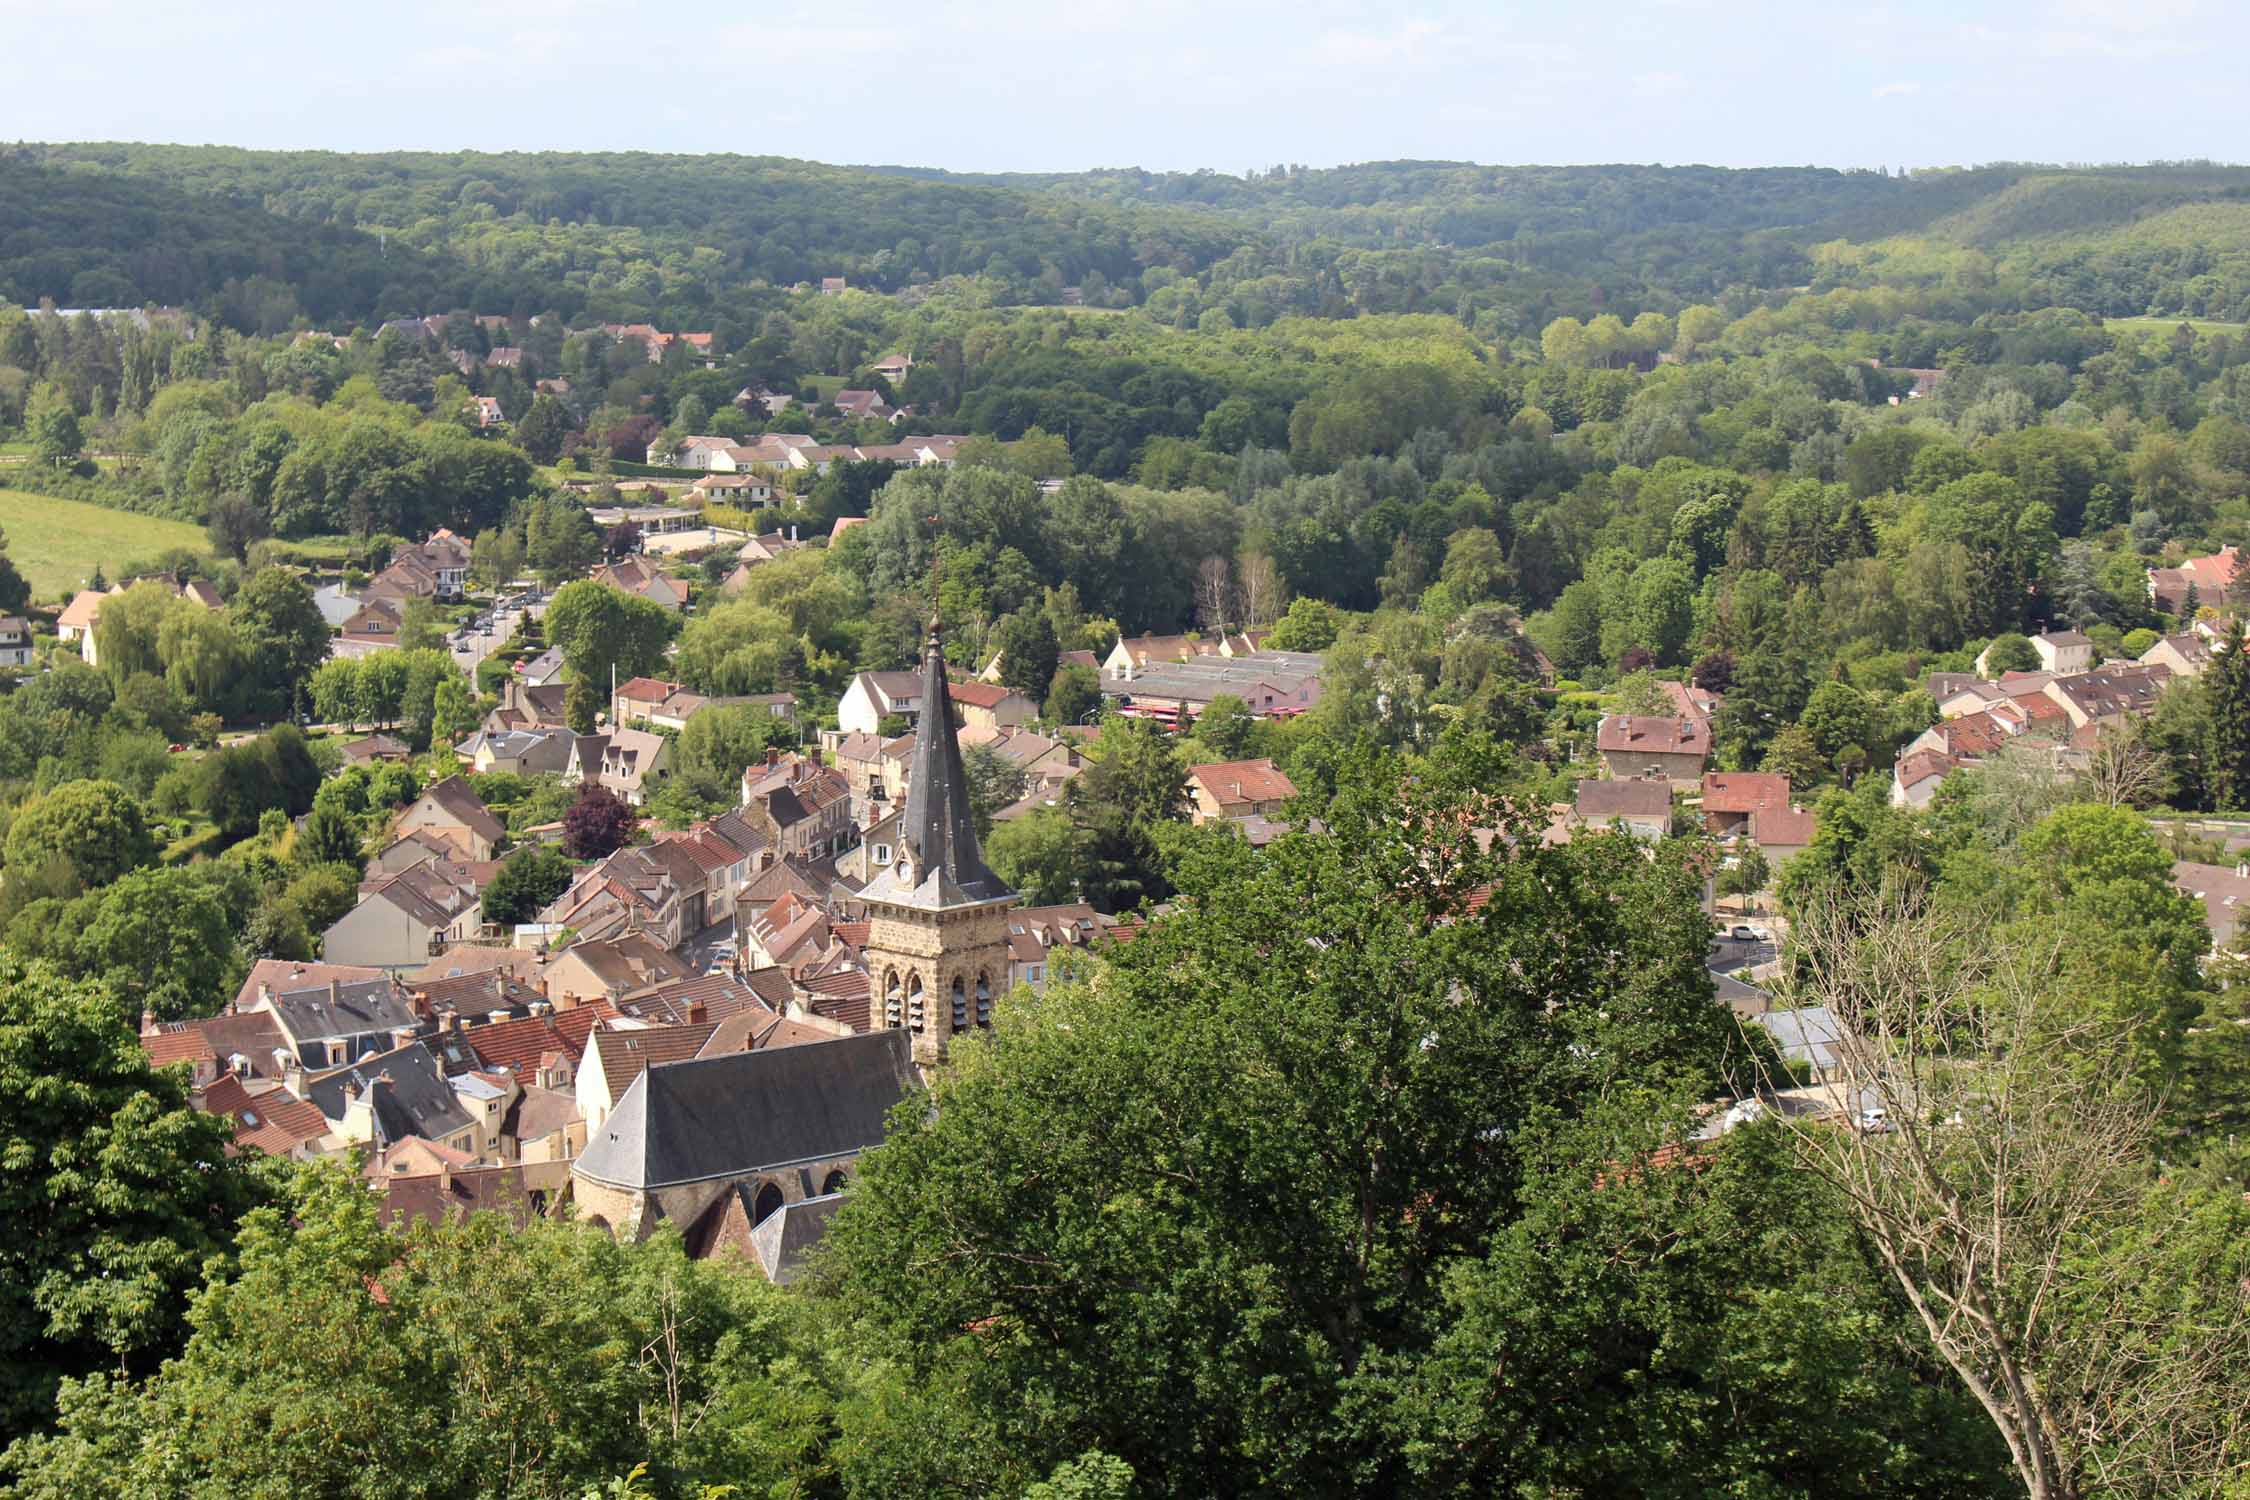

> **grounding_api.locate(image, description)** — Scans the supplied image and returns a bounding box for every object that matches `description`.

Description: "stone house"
[324,862,485,970]
[1572,778,1673,840]
[1595,714,1709,784]
[836,670,923,736]
[1185,758,1299,824]
[394,777,506,862]
[740,752,854,862]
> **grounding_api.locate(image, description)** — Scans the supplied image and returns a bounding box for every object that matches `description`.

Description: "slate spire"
[897,615,1010,903]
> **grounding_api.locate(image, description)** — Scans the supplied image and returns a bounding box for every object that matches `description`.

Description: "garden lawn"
[0,488,208,600]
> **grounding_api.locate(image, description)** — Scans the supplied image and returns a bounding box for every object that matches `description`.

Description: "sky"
[0,0,2239,176]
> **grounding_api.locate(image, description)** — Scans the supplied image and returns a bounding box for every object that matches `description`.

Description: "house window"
[873,844,892,865]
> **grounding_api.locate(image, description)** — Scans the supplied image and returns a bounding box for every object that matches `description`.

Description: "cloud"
[1872,80,1922,99]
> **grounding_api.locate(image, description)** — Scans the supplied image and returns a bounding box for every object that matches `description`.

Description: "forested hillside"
[14,147,2250,334]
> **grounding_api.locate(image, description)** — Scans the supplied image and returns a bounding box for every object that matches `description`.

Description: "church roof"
[858,621,1013,910]
[574,1029,915,1190]
[751,1192,845,1283]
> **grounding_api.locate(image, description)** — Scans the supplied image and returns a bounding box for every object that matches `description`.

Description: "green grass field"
[2103,315,2249,339]
[0,488,208,600]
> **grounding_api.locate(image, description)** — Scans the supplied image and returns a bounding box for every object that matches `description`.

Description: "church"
[570,613,1020,1256]
[857,615,1023,1067]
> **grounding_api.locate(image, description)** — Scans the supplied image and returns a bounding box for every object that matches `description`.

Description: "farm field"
[2102,315,2249,339]
[0,488,207,599]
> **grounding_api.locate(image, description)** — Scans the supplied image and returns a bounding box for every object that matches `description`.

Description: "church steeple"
[860,614,1018,1067]
[891,616,1010,904]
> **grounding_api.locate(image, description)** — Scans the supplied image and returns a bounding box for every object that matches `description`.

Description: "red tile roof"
[201,1075,331,1156]
[944,679,1018,710]
[461,1003,614,1077]
[1701,773,1790,815]
[1185,757,1298,806]
[1750,807,1817,848]
[585,1021,723,1107]
[1896,749,1953,790]
[1596,714,1709,756]
[1574,779,1672,820]
[144,1027,218,1069]
[1938,710,2011,759]
[798,969,872,1032]
[234,959,389,1013]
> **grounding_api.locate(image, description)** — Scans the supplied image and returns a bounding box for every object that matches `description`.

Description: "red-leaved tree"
[562,783,636,860]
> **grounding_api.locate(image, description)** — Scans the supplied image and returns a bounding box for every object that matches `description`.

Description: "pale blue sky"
[0,0,2238,174]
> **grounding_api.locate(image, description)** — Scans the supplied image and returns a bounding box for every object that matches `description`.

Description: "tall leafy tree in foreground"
[1777,812,2250,1500]
[1062,716,1187,912]
[2,1171,835,1500]
[0,956,262,1441]
[820,742,1983,1495]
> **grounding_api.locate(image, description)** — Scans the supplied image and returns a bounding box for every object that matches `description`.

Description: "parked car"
[1855,1106,1892,1134]
[1727,924,1768,942]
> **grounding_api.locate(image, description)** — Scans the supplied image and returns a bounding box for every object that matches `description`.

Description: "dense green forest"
[14,147,2250,331]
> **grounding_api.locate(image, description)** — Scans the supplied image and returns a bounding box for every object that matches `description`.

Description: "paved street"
[680,915,739,974]
[1708,934,1778,975]
[449,592,546,679]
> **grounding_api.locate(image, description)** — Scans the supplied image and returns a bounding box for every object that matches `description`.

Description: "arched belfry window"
[906,974,925,1033]
[975,972,993,1027]
[950,976,968,1030]
[752,1181,785,1226]
[883,969,902,1028]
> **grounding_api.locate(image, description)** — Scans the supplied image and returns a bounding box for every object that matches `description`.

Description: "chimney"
[766,747,781,767]
[283,1063,305,1099]
[438,1160,453,1193]
[257,981,274,1006]
[329,979,342,1008]
[139,1008,158,1037]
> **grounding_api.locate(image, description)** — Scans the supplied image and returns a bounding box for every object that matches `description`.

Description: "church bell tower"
[858,616,1018,1067]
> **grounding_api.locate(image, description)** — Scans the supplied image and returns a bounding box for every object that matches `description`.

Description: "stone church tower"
[859,618,1018,1067]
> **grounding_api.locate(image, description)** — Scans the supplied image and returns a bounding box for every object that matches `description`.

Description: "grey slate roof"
[270,977,418,1043]
[1755,1006,1845,1072]
[306,1041,475,1147]
[574,1029,916,1190]
[751,1191,844,1284]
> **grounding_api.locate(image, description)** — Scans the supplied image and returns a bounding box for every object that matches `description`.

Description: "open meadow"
[0,488,207,600]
